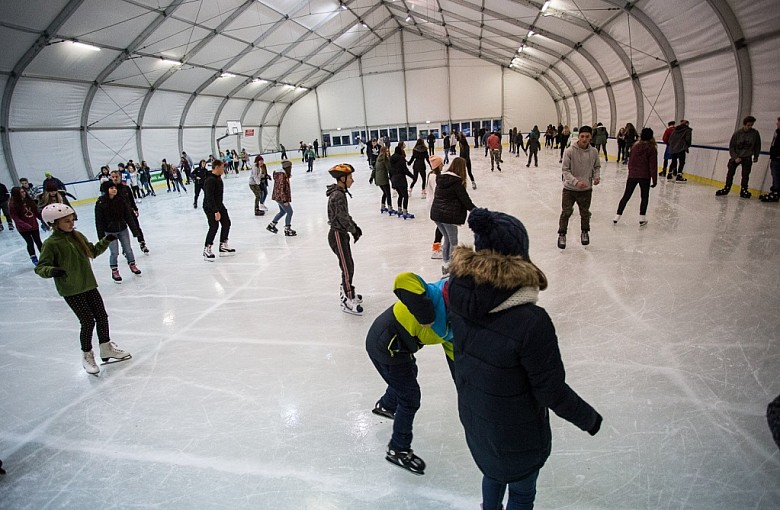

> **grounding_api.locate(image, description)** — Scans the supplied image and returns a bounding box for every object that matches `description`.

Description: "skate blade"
[384,456,424,476]
[371,408,395,420]
[219,252,236,257]
[341,307,363,316]
[100,355,132,365]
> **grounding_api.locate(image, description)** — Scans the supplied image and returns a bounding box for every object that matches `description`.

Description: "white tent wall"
[260,127,279,156]
[141,129,179,170]
[317,63,366,131]
[87,86,145,129]
[0,75,8,185]
[405,68,448,124]
[10,79,86,129]
[593,88,613,133]
[748,38,780,142]
[87,130,138,171]
[182,129,213,162]
[448,51,502,121]
[363,71,406,126]
[612,81,639,133]
[10,131,83,184]
[680,56,739,148]
[184,96,222,127]
[277,93,318,153]
[503,72,557,132]
[639,69,676,134]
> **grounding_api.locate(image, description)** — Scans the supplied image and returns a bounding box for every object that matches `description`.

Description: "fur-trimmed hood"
[448,246,547,319]
[449,246,547,290]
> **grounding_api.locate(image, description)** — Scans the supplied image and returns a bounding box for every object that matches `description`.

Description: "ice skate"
[675,174,687,183]
[254,209,264,216]
[8,224,13,231]
[387,209,397,216]
[402,211,415,220]
[557,234,566,250]
[266,222,278,234]
[380,206,388,214]
[129,262,141,275]
[284,226,297,236]
[715,187,730,196]
[581,231,590,245]
[140,241,149,255]
[111,267,122,284]
[667,172,674,180]
[340,284,363,304]
[471,181,477,190]
[341,296,363,315]
[203,245,215,261]
[431,242,442,259]
[81,351,100,375]
[739,187,752,199]
[99,341,131,364]
[219,241,236,256]
[759,191,779,202]
[31,255,38,266]
[613,214,621,224]
[385,445,425,475]
[372,401,395,419]
[639,215,648,226]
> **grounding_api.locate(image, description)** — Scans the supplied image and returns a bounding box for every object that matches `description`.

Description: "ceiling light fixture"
[541,1,551,13]
[518,45,524,52]
[527,30,536,37]
[339,2,347,9]
[70,40,101,52]
[405,14,412,22]
[161,58,181,65]
[252,78,267,84]
[220,72,236,78]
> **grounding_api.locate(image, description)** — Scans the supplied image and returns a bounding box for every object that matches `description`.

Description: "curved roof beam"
[82,0,186,177]
[702,0,752,129]
[135,0,255,161]
[1,0,86,183]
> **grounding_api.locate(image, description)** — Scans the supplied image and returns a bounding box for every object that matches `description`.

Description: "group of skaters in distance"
[3,116,779,509]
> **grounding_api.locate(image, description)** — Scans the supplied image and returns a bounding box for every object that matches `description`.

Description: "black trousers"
[204,205,231,246]
[725,158,753,189]
[410,167,427,190]
[193,180,203,206]
[669,151,687,175]
[19,229,42,256]
[617,178,651,215]
[329,229,355,299]
[63,289,110,352]
[395,186,409,211]
[379,184,392,208]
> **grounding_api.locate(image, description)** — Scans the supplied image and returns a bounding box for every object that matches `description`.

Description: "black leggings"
[379,184,392,208]
[63,289,110,352]
[19,229,42,256]
[617,178,651,215]
[465,158,474,182]
[395,186,409,211]
[410,168,427,190]
[433,226,442,243]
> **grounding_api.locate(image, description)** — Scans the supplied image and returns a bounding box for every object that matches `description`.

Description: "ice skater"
[326,163,363,315]
[35,203,131,375]
[267,160,296,236]
[202,159,235,260]
[448,208,602,510]
[613,128,658,226]
[8,186,42,265]
[557,125,600,249]
[95,182,142,283]
[366,272,453,476]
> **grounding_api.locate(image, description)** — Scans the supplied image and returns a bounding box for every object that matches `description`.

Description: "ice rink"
[1,146,778,509]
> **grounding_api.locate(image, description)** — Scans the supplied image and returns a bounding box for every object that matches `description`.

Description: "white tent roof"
[1,0,778,181]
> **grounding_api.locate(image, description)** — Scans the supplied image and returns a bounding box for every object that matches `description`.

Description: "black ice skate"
[372,401,395,419]
[739,187,752,199]
[715,187,730,196]
[284,226,297,236]
[385,445,426,475]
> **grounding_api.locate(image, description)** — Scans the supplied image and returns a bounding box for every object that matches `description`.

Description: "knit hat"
[467,208,529,259]
[640,127,653,141]
[281,160,292,169]
[44,171,52,177]
[429,155,443,170]
[45,182,58,192]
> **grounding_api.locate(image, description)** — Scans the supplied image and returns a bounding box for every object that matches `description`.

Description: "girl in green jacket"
[35,204,131,376]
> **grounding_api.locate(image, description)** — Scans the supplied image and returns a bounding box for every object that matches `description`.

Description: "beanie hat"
[281,160,292,169]
[45,182,58,192]
[467,208,530,259]
[640,127,653,141]
[429,155,443,170]
[44,171,53,177]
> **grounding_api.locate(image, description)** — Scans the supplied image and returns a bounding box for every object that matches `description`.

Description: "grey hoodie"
[729,128,761,160]
[562,142,601,191]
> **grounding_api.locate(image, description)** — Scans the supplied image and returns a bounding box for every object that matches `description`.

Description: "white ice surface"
[1,147,779,509]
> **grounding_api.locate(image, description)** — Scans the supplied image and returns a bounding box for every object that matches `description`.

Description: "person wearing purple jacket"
[613,127,658,226]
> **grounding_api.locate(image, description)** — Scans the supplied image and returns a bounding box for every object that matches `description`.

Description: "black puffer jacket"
[430,173,475,225]
[95,194,136,238]
[448,247,601,483]
[407,146,430,172]
[389,147,413,190]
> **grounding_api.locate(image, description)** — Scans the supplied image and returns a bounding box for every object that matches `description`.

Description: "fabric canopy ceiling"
[0,0,777,182]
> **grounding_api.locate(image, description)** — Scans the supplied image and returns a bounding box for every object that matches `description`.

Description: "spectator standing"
[667,120,692,182]
[716,116,762,198]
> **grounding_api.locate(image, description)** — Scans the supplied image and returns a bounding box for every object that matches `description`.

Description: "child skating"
[35,203,131,375]
[326,163,363,315]
[267,160,296,236]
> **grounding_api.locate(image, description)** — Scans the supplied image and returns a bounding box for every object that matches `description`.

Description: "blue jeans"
[482,470,539,510]
[272,202,293,226]
[107,228,135,267]
[370,358,420,450]
[435,222,459,264]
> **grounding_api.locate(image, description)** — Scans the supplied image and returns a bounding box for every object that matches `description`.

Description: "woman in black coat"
[407,138,431,196]
[95,182,141,282]
[448,208,602,510]
[429,157,475,276]
[388,142,415,218]
[458,132,476,189]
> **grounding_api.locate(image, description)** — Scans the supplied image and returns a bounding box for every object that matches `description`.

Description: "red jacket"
[487,134,501,150]
[662,126,675,144]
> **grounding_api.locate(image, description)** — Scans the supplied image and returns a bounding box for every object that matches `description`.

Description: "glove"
[104,234,118,242]
[352,226,362,243]
[588,413,603,436]
[51,268,67,278]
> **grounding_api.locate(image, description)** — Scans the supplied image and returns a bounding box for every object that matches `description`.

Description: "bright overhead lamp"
[161,58,181,65]
[337,127,342,130]
[220,72,236,78]
[518,45,525,52]
[339,2,347,9]
[541,1,551,13]
[70,40,100,51]
[405,14,412,22]
[527,30,536,37]
[252,78,267,84]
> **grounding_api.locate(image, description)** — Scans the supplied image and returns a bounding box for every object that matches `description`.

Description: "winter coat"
[35,229,110,297]
[100,181,137,213]
[367,143,381,167]
[526,131,540,151]
[593,126,608,145]
[459,139,471,160]
[272,170,291,203]
[95,194,137,238]
[192,166,209,183]
[0,183,9,203]
[326,184,358,235]
[668,124,692,154]
[365,272,451,365]
[487,134,501,150]
[768,393,780,450]
[447,247,601,483]
[389,149,413,190]
[371,154,390,187]
[443,136,451,150]
[304,148,316,162]
[249,164,263,186]
[430,172,475,225]
[729,128,761,160]
[562,142,601,191]
[202,172,225,213]
[624,128,638,146]
[627,142,659,184]
[662,126,675,145]
[407,146,430,172]
[9,198,39,232]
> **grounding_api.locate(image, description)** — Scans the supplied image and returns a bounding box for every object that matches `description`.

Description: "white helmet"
[41,203,75,226]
